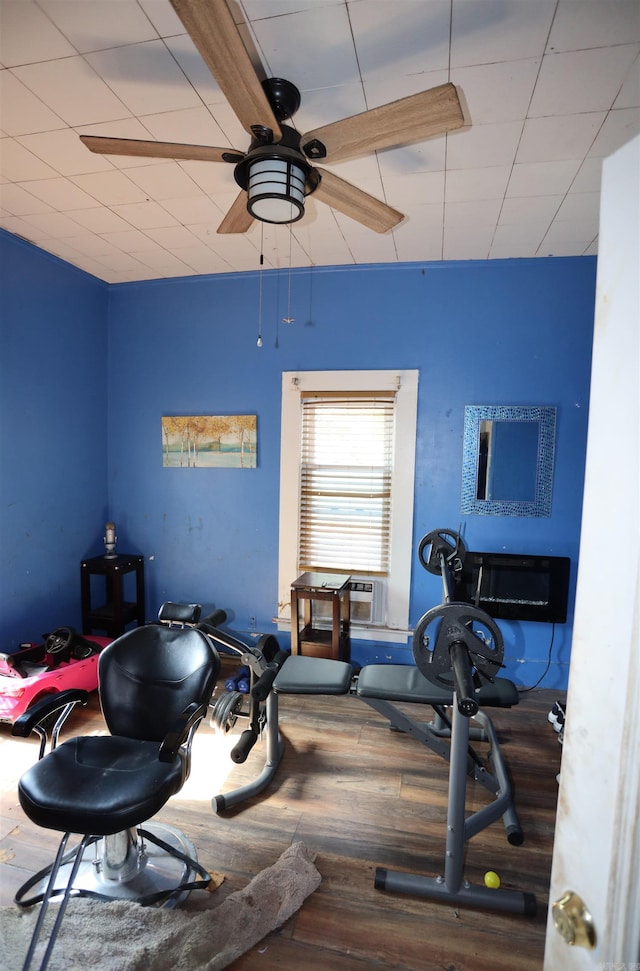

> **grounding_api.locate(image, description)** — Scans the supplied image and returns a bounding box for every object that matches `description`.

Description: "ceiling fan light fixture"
[247,157,306,224]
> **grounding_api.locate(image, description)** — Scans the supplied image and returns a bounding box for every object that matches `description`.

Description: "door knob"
[552,890,597,948]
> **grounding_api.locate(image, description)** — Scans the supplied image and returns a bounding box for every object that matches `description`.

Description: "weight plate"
[418,529,466,575]
[412,602,504,690]
[211,690,244,735]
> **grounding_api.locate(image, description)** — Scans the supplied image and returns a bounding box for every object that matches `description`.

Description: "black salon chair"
[12,619,220,971]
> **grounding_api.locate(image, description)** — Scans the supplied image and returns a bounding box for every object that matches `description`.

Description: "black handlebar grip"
[251,650,290,702]
[450,641,479,717]
[230,729,258,764]
[199,609,227,630]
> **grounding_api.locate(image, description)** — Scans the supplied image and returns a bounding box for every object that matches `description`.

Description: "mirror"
[461,406,556,517]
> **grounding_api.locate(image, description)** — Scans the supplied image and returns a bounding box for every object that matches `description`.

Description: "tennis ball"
[484,870,501,889]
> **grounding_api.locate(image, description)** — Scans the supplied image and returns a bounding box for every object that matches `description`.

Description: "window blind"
[298,392,395,575]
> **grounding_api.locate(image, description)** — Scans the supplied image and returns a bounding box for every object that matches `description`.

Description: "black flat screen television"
[453,551,571,624]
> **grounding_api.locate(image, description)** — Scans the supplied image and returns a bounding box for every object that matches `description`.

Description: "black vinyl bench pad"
[274,656,518,708]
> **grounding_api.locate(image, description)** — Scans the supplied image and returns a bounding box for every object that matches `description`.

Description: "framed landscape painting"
[162,415,257,468]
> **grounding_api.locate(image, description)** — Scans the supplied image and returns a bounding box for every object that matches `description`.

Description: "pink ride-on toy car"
[0,627,111,726]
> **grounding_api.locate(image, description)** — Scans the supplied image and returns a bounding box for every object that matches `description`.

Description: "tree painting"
[162,415,257,468]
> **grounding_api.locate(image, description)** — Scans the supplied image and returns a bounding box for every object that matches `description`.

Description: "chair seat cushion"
[18,736,184,835]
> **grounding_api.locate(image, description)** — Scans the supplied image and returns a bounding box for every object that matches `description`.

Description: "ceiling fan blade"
[79,135,241,164]
[314,169,403,233]
[170,0,281,139]
[217,192,253,234]
[302,82,464,164]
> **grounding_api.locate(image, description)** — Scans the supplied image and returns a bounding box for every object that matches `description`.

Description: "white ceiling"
[1,0,638,284]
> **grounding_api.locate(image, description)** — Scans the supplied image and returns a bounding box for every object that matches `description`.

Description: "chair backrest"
[98,625,220,741]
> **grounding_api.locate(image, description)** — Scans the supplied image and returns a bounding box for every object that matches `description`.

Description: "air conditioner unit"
[311,578,386,627]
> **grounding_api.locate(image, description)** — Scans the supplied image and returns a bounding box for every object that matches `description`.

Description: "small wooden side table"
[290,572,350,661]
[80,553,145,637]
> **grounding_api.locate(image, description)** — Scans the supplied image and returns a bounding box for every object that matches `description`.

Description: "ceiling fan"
[80,0,466,235]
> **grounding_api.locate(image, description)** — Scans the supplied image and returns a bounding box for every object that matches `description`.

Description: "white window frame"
[278,369,418,644]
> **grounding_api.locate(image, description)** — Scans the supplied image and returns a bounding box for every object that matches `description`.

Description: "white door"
[543,135,640,967]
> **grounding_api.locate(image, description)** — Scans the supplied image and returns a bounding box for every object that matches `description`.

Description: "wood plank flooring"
[0,674,564,970]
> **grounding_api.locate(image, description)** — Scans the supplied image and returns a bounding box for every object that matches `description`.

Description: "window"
[278,370,418,642]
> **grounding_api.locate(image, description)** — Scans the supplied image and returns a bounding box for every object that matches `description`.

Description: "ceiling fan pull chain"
[257,226,264,348]
[283,225,295,325]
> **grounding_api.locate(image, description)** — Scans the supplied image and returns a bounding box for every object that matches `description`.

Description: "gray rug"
[0,841,321,971]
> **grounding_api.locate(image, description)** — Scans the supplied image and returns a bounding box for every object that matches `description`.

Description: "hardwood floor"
[0,674,564,970]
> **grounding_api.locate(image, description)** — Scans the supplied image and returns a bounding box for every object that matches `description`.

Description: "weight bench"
[273,655,535,916]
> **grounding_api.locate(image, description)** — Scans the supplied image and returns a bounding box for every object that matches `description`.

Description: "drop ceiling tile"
[127,248,195,275]
[17,129,114,176]
[70,170,149,206]
[111,199,180,230]
[506,159,582,197]
[197,103,246,152]
[377,139,446,178]
[382,170,445,208]
[614,53,640,108]
[241,1,343,17]
[350,1,452,81]
[163,33,224,106]
[296,82,367,131]
[443,234,492,261]
[451,0,556,68]
[540,218,600,252]
[0,182,54,215]
[530,46,640,117]
[0,213,49,238]
[66,206,134,234]
[86,41,202,116]
[0,71,66,135]
[571,156,604,192]
[19,177,98,211]
[490,239,543,259]
[138,0,186,39]
[363,69,450,111]
[588,106,640,156]
[445,165,511,202]
[143,224,203,249]
[547,0,640,53]
[555,191,601,227]
[178,160,240,197]
[124,161,201,199]
[161,195,224,225]
[0,138,60,181]
[39,0,159,53]
[444,198,502,230]
[517,112,607,163]
[251,5,360,90]
[172,245,236,276]
[394,224,444,264]
[446,120,522,170]
[0,2,76,66]
[321,155,382,186]
[95,249,159,273]
[100,228,163,253]
[61,233,125,258]
[21,209,86,237]
[139,106,231,148]
[491,220,548,251]
[13,57,131,127]
[333,219,399,262]
[453,59,540,125]
[499,194,564,225]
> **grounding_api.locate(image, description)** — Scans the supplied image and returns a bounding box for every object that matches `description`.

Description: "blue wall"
[106,257,596,689]
[0,231,109,647]
[0,229,596,686]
